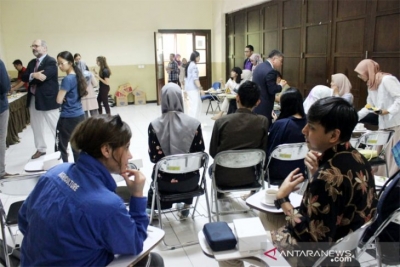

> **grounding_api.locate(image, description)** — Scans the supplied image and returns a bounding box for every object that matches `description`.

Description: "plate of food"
[365,104,381,113]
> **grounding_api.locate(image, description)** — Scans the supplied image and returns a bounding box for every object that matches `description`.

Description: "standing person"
[355,59,400,177]
[22,39,60,160]
[18,115,164,267]
[82,70,99,118]
[179,58,188,89]
[243,45,254,70]
[249,53,263,71]
[10,59,28,92]
[253,49,287,123]
[0,59,15,178]
[147,83,205,219]
[184,51,202,119]
[331,73,354,104]
[56,51,87,162]
[74,53,88,72]
[166,53,179,84]
[175,54,182,67]
[303,85,333,114]
[94,56,111,115]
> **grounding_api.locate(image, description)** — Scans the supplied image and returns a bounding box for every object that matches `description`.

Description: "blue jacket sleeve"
[0,60,10,95]
[101,197,149,255]
[265,71,282,96]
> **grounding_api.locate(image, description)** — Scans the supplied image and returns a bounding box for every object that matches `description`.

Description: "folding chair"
[312,221,372,267]
[266,142,308,188]
[0,173,42,267]
[201,82,221,115]
[210,149,266,222]
[357,170,400,266]
[355,130,394,177]
[149,152,210,249]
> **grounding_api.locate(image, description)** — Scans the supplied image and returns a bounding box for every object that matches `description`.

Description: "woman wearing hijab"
[212,67,242,120]
[303,85,333,114]
[249,53,263,71]
[147,83,205,219]
[184,51,202,119]
[331,73,354,104]
[355,59,400,177]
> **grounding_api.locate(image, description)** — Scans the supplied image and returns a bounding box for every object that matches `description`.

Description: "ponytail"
[72,64,88,98]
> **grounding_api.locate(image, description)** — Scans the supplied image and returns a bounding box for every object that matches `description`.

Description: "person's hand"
[183,90,188,99]
[121,169,146,198]
[332,84,339,96]
[375,109,389,116]
[279,79,287,87]
[304,150,321,177]
[276,168,305,199]
[33,70,47,81]
[200,89,205,96]
[271,110,277,122]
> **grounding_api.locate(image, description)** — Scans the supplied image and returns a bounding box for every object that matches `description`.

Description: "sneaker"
[176,203,190,219]
[146,208,159,220]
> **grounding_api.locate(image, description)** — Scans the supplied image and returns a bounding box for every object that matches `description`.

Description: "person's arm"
[209,121,220,158]
[189,125,205,152]
[148,124,165,163]
[11,80,24,92]
[57,76,72,104]
[0,60,11,94]
[193,65,202,89]
[265,71,282,95]
[57,90,67,104]
[382,76,400,116]
[35,57,58,82]
[358,93,374,121]
[95,69,110,86]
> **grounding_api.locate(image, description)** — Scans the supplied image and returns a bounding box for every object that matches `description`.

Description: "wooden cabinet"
[226,0,400,110]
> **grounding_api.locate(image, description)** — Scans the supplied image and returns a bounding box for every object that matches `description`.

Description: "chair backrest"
[355,130,394,152]
[212,82,221,90]
[213,149,265,169]
[155,152,209,175]
[312,221,372,267]
[0,173,42,196]
[349,137,359,148]
[268,142,308,163]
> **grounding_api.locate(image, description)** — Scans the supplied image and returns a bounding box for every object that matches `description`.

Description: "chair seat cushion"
[201,95,213,101]
[368,157,386,166]
[159,186,204,202]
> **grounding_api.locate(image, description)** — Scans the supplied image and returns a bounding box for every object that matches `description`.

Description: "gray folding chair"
[0,173,42,267]
[210,149,266,222]
[355,130,394,177]
[149,152,210,249]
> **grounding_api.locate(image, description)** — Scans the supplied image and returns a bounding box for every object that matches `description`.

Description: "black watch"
[274,197,290,210]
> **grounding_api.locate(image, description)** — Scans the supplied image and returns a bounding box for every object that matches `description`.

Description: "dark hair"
[307,97,358,142]
[237,81,260,108]
[278,88,305,120]
[71,115,132,159]
[12,59,23,65]
[73,53,81,59]
[245,45,254,52]
[231,67,242,84]
[185,51,200,78]
[57,51,88,98]
[96,56,112,76]
[268,49,284,58]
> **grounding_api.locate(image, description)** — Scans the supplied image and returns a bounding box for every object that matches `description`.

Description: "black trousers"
[97,85,110,115]
[56,115,85,162]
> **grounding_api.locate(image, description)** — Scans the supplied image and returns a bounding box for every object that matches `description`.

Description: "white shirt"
[358,75,400,129]
[225,79,239,94]
[184,62,199,91]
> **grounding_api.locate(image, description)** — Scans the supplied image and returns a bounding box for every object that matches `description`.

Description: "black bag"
[203,222,237,252]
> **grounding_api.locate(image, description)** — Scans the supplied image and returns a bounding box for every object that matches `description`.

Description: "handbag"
[392,140,400,167]
[203,222,237,252]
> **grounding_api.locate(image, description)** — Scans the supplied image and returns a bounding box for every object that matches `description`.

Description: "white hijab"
[303,85,333,114]
[151,83,200,156]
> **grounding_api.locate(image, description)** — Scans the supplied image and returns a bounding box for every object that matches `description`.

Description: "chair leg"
[192,196,200,220]
[149,185,157,224]
[0,216,10,267]
[204,181,212,223]
[212,187,220,222]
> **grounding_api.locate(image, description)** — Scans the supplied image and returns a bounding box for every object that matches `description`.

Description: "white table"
[246,190,303,213]
[198,223,290,266]
[107,226,165,267]
[24,152,61,172]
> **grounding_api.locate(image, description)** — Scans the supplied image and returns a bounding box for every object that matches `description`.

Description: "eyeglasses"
[244,50,251,53]
[30,45,41,48]
[57,61,69,66]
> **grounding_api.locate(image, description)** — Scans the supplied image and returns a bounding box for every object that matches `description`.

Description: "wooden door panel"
[337,0,367,18]
[247,33,260,53]
[306,25,328,54]
[282,58,301,93]
[234,36,245,68]
[377,0,400,12]
[374,14,400,52]
[307,0,330,23]
[264,4,279,30]
[283,0,302,27]
[335,19,365,53]
[234,13,245,35]
[304,58,328,88]
[247,10,260,32]
[264,31,278,57]
[372,57,400,80]
[283,28,301,55]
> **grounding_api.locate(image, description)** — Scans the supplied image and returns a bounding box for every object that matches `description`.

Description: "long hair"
[185,51,200,78]
[231,67,242,84]
[57,51,87,98]
[96,56,112,78]
[278,88,305,120]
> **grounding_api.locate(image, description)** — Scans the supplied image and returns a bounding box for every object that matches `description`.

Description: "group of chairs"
[200,82,222,115]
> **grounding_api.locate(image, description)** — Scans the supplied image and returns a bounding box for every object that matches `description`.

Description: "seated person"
[219,97,378,267]
[274,71,290,104]
[212,67,242,120]
[209,81,269,190]
[267,88,306,185]
[18,115,164,267]
[147,83,205,219]
[227,69,253,115]
[331,73,354,104]
[10,59,28,92]
[303,85,333,114]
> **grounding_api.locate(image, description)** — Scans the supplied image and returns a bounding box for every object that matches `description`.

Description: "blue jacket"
[18,153,149,266]
[0,59,10,114]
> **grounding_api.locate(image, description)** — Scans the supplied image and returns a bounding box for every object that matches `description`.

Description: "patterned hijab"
[303,85,333,114]
[250,53,263,71]
[354,59,390,91]
[331,73,352,96]
[151,83,200,155]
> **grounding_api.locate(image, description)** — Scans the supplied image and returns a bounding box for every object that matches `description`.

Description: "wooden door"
[226,12,245,79]
[262,2,280,61]
[193,31,212,88]
[154,32,165,105]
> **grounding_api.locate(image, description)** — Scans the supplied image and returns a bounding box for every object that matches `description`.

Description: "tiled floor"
[2,102,392,266]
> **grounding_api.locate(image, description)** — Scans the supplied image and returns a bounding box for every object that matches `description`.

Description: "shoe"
[31,151,46,159]
[176,203,190,219]
[146,208,159,220]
